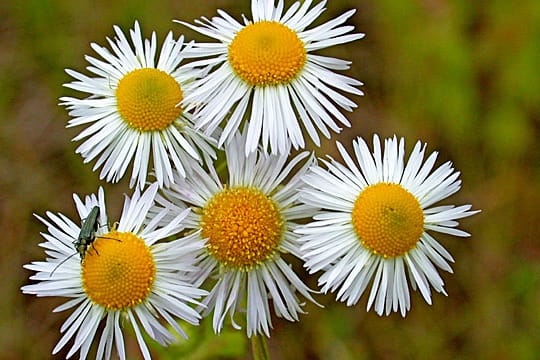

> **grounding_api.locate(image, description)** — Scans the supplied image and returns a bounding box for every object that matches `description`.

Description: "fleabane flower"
[60,21,215,189]
[177,0,364,155]
[297,135,479,316]
[21,184,207,360]
[153,133,319,337]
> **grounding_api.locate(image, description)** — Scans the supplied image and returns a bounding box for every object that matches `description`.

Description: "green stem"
[250,334,270,360]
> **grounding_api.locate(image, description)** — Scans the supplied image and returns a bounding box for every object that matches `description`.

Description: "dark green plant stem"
[251,334,270,360]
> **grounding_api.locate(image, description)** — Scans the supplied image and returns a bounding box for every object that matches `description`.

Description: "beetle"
[73,205,100,259]
[50,205,101,276]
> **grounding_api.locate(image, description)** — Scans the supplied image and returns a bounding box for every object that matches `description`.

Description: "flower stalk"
[251,334,270,360]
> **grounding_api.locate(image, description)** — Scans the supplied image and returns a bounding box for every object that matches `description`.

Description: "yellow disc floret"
[81,231,155,310]
[352,183,425,258]
[228,21,306,87]
[116,68,183,131]
[201,187,284,271]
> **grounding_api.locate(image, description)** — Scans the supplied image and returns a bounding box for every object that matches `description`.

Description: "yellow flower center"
[116,68,183,131]
[351,183,425,258]
[228,21,307,87]
[81,231,155,310]
[201,187,284,271]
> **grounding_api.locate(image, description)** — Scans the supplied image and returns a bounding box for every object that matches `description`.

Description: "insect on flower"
[22,185,207,359]
[50,205,117,276]
[74,205,100,259]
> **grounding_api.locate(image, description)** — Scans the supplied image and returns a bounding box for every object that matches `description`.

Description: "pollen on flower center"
[351,183,424,258]
[81,231,155,310]
[228,21,307,87]
[201,187,284,271]
[116,68,183,131]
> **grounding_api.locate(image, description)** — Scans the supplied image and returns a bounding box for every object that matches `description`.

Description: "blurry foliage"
[154,321,247,360]
[1,0,539,359]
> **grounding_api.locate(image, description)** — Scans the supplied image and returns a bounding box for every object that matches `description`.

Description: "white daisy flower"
[60,21,216,189]
[154,133,320,337]
[21,184,207,359]
[297,135,480,316]
[177,0,364,155]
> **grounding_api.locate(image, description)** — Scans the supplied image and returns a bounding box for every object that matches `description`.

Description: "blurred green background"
[1,0,539,358]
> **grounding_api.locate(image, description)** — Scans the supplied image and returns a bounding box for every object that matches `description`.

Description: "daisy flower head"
[297,135,480,316]
[21,184,207,360]
[154,133,320,337]
[60,21,216,190]
[177,0,364,155]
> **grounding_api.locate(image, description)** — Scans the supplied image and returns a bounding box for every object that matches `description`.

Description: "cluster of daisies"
[22,1,479,359]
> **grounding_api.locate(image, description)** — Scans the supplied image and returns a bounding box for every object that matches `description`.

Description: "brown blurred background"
[1,0,539,359]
